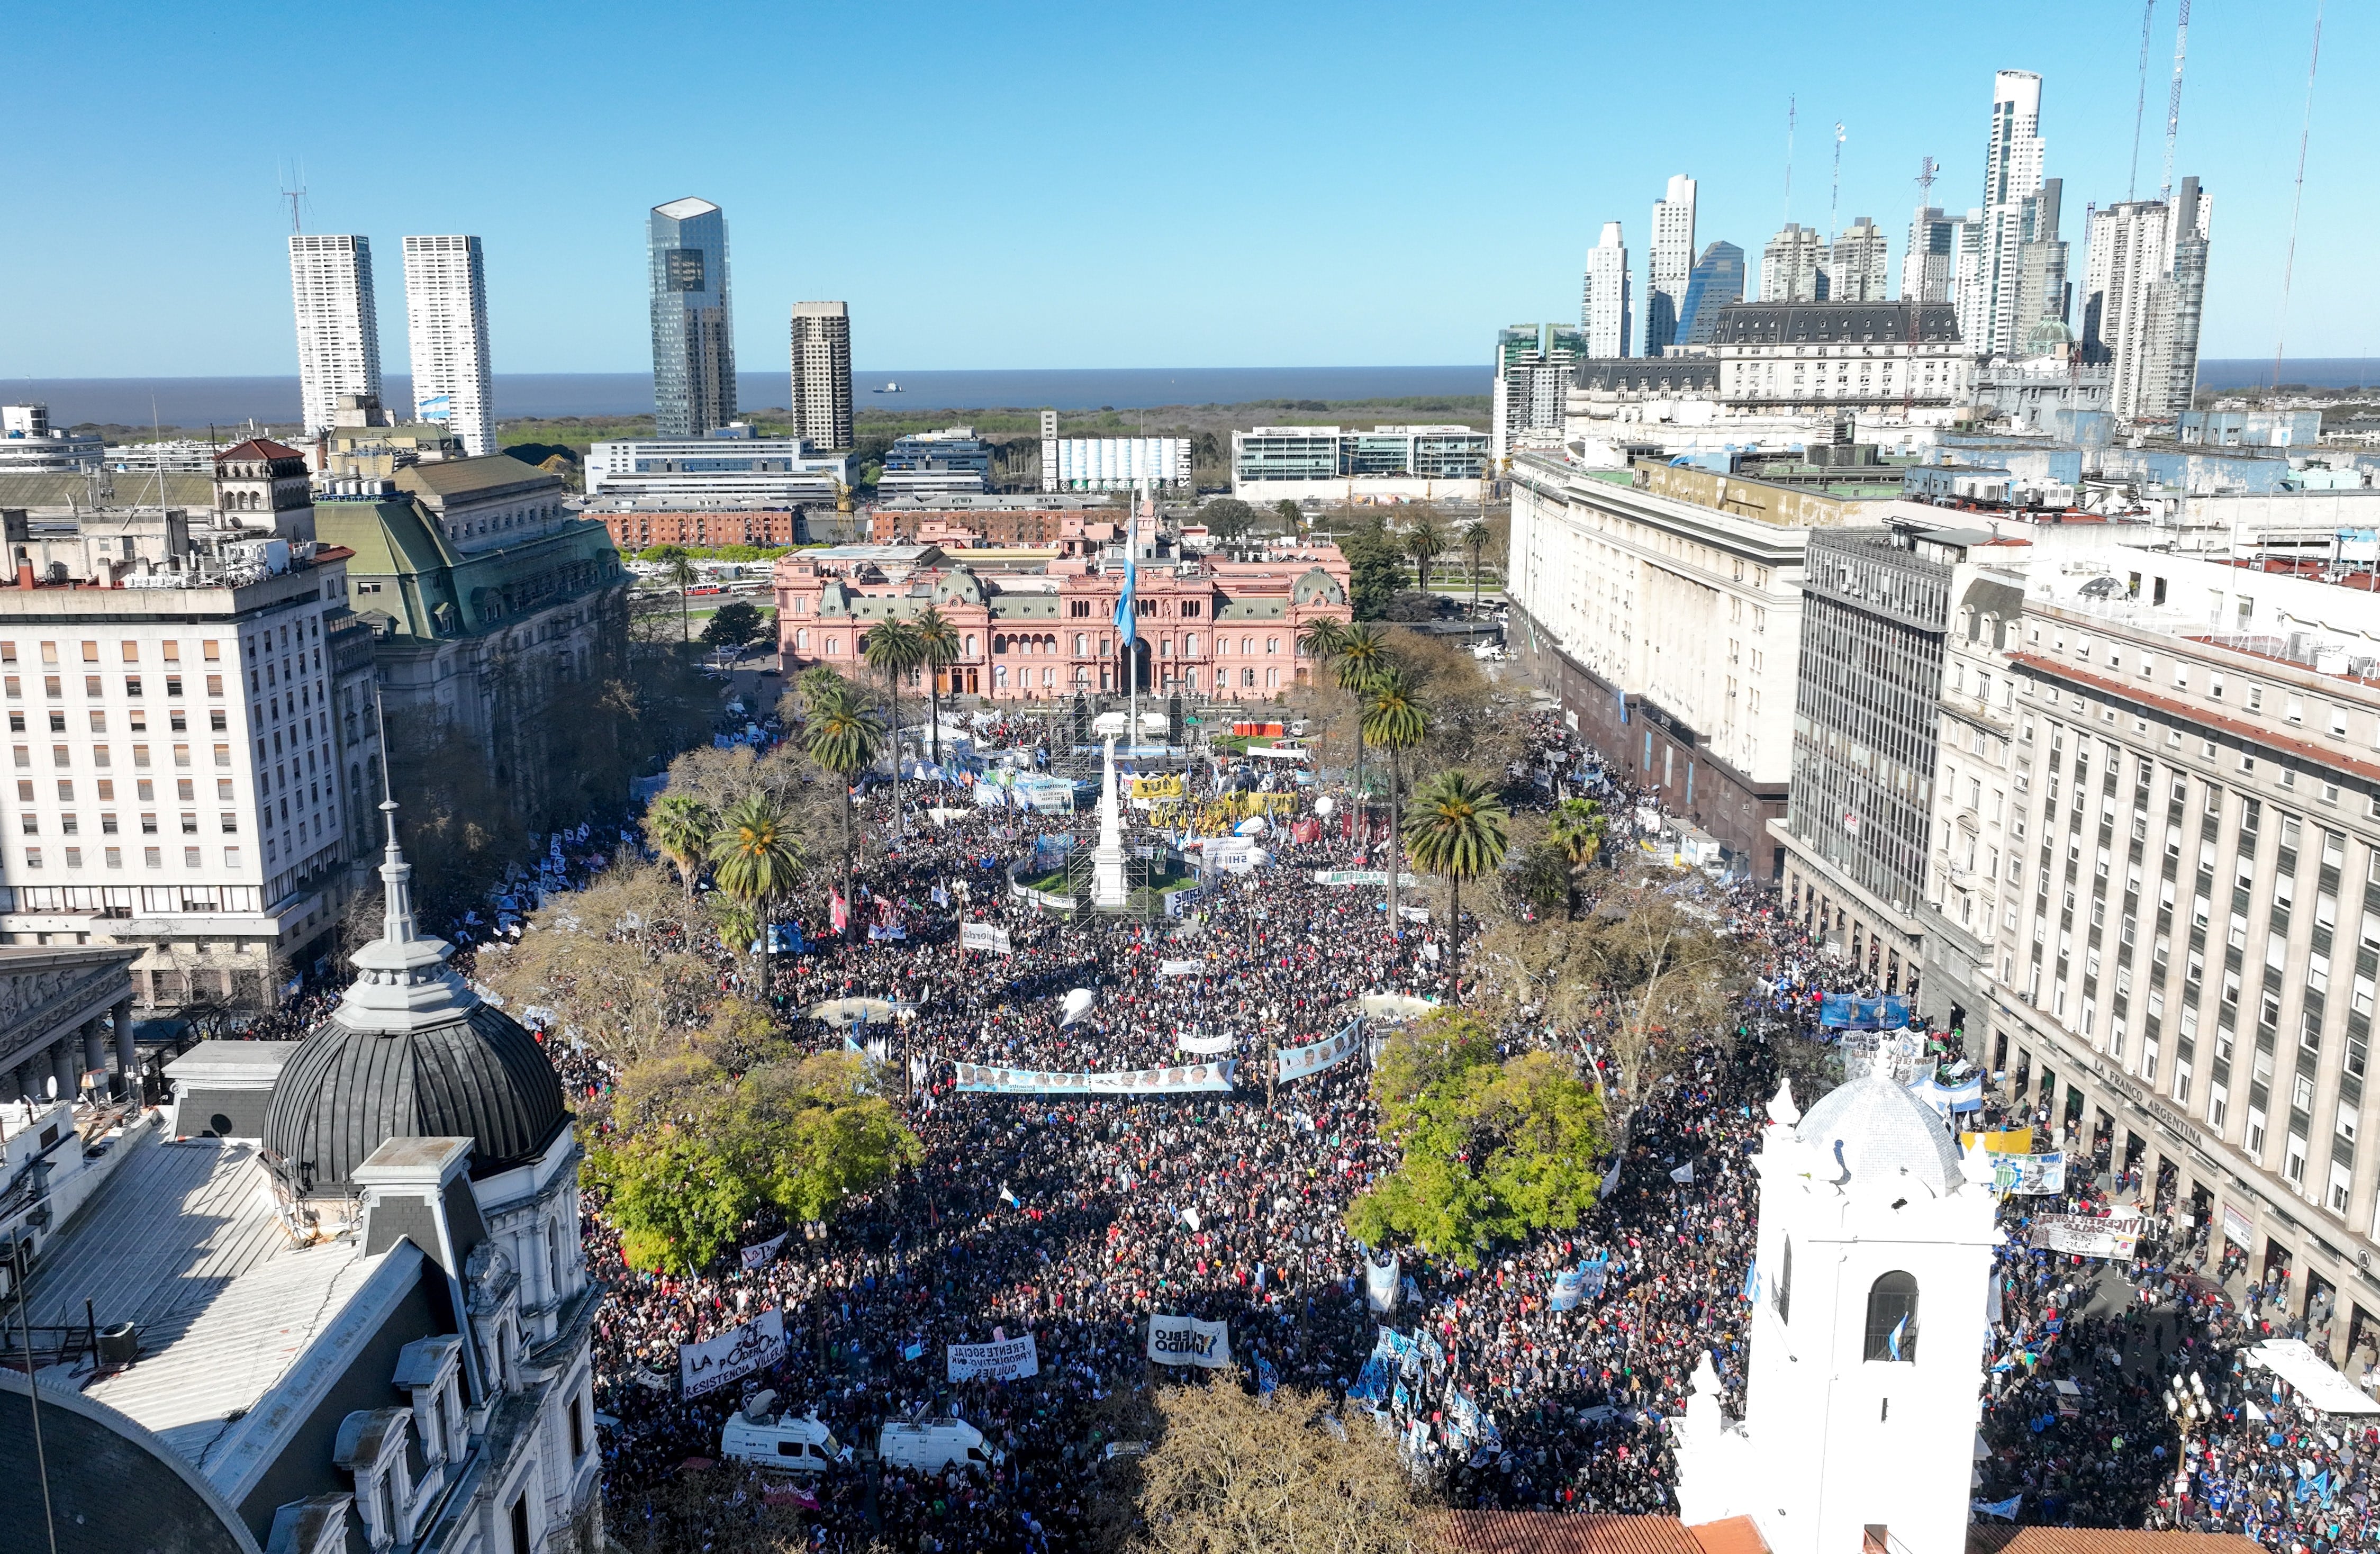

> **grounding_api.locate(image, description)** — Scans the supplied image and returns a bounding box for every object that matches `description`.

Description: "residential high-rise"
[2008,177,2071,356]
[400,235,496,456]
[1952,210,1987,342]
[648,197,736,437]
[2082,177,2211,423]
[1827,218,1889,302]
[1580,222,1632,358]
[289,234,382,437]
[1645,175,1697,357]
[1760,223,1827,303]
[1974,70,2048,358]
[1903,207,1956,302]
[1677,241,1745,346]
[1492,323,1585,457]
[789,301,854,450]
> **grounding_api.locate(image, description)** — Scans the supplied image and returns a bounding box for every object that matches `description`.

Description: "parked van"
[720,1392,843,1475]
[876,1417,991,1474]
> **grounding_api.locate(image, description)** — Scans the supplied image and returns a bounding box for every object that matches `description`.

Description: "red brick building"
[594,509,802,551]
[774,517,1351,702]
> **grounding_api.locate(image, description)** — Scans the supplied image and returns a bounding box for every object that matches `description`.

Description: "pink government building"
[771,512,1353,701]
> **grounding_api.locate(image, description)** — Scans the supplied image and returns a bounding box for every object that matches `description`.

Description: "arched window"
[1863,1271,1919,1361]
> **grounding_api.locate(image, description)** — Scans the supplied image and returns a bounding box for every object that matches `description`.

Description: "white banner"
[739,1231,790,1270]
[679,1308,786,1398]
[1159,959,1203,977]
[1313,870,1421,887]
[953,1060,1236,1095]
[2030,1212,2144,1260]
[1147,1314,1233,1369]
[1176,1031,1236,1055]
[946,1334,1039,1381]
[1277,1020,1364,1081]
[1364,1254,1400,1313]
[961,923,1013,954]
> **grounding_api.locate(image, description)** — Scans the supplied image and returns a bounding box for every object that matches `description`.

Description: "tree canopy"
[700,599,766,655]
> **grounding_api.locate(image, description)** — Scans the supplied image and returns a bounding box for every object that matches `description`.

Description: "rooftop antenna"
[2160,0,2193,203]
[2129,0,2158,200]
[1829,123,1847,243]
[1783,96,1796,226]
[2272,0,2325,394]
[279,160,306,234]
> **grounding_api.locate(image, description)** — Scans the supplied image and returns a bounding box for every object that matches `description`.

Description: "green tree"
[706,790,803,993]
[1337,522,1408,620]
[1401,770,1508,1001]
[645,792,717,904]
[862,616,925,833]
[1460,518,1493,613]
[700,599,766,658]
[1359,664,1431,934]
[802,680,884,934]
[1198,496,1257,544]
[1345,1011,1606,1267]
[912,604,962,767]
[1545,797,1608,914]
[1405,518,1444,592]
[649,545,698,642]
[1576,871,1741,1142]
[1273,498,1303,531]
[1332,624,1391,821]
[1504,843,1576,920]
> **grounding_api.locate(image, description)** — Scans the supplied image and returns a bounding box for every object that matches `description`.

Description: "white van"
[720,1392,843,1475]
[876,1418,992,1474]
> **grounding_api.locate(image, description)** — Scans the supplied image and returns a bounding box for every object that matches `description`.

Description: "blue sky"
[2,0,2364,376]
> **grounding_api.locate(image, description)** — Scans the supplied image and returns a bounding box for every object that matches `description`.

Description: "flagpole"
[1128,482,1140,755]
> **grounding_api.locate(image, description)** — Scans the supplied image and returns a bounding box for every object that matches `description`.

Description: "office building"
[1903,207,1957,303]
[1676,242,1746,347]
[1971,71,2049,358]
[289,234,383,437]
[1952,209,1987,347]
[1645,175,1697,357]
[0,440,376,1006]
[866,494,1119,548]
[1581,222,1632,358]
[1760,224,1826,303]
[789,301,854,450]
[319,392,465,480]
[0,405,102,474]
[1827,218,1889,303]
[881,427,994,498]
[1492,324,1586,458]
[2083,178,2212,425]
[1710,303,1970,417]
[596,509,803,551]
[400,236,496,456]
[584,427,849,507]
[1229,425,1490,505]
[1038,411,1193,492]
[647,197,736,437]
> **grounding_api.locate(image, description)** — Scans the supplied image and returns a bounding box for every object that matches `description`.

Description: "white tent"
[2249,1339,2380,1414]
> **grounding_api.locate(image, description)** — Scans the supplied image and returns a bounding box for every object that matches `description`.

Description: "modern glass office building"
[648,197,736,437]
[1677,241,1746,347]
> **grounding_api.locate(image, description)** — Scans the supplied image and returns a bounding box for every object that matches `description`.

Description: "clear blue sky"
[2,0,2364,376]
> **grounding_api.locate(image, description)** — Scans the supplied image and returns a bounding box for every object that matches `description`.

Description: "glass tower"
[648,197,736,437]
[1678,241,1746,346]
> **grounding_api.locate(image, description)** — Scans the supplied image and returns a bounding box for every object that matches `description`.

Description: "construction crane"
[2128,0,2157,201]
[1904,159,1938,420]
[2159,0,2192,204]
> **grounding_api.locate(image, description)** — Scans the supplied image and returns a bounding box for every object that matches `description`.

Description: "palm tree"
[1460,519,1492,615]
[1545,797,1607,918]
[862,616,926,837]
[650,546,699,642]
[1359,664,1431,937]
[1402,770,1508,1002]
[707,790,803,995]
[1405,519,1444,596]
[802,681,885,936]
[1295,616,1347,684]
[1332,624,1392,831]
[913,606,962,767]
[646,792,717,905]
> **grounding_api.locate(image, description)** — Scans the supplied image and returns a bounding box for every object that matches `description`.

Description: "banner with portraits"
[1277,1020,1365,1082]
[1147,1314,1233,1369]
[946,1334,1040,1381]
[1992,1151,2067,1196]
[952,1060,1236,1095]
[679,1309,786,1398]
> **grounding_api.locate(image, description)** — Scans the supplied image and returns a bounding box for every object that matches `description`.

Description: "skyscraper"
[2009,178,2070,354]
[401,235,495,456]
[1902,208,1956,302]
[289,234,382,437]
[1580,222,1632,358]
[789,301,854,451]
[1760,224,1827,303]
[648,197,736,437]
[1828,219,1889,303]
[1645,175,1697,357]
[2083,177,2211,422]
[1974,70,2048,358]
[1676,241,1745,346]
[1492,323,1586,457]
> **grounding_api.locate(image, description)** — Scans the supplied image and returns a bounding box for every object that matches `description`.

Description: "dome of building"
[2020,316,2075,358]
[1793,1065,1963,1196]
[1292,566,1346,607]
[263,800,566,1197]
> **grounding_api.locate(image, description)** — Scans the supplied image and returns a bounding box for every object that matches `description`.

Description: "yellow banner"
[1130,774,1184,799]
[1959,1127,2033,1154]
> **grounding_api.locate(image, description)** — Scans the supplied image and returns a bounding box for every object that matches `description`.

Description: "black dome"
[263,1002,569,1195]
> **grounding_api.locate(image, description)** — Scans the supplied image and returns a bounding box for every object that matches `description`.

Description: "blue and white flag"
[1971,1496,2022,1520]
[1887,1315,1907,1361]
[1114,507,1138,645]
[1256,1354,1279,1396]
[1742,1254,1760,1304]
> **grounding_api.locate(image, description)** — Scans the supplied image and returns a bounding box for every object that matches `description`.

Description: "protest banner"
[2030,1211,2143,1259]
[1175,1031,1236,1055]
[1992,1151,2067,1196]
[960,922,1013,955]
[1312,870,1422,888]
[1159,959,1203,978]
[739,1231,789,1270]
[1147,1314,1233,1368]
[1277,1020,1364,1081]
[679,1309,786,1398]
[1960,1127,2036,1154]
[1550,1266,1599,1312]
[1364,1254,1400,1313]
[946,1334,1039,1381]
[952,1060,1236,1095]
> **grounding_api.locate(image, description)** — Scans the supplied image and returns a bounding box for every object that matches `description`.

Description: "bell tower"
[1673,1069,2001,1554]
[211,437,318,541]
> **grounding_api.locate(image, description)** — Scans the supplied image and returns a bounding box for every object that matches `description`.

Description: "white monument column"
[1091,736,1129,908]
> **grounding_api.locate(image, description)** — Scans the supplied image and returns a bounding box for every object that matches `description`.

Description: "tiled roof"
[1686,1517,1767,1554]
[216,437,303,462]
[1966,1528,2266,1554]
[1446,1512,1708,1554]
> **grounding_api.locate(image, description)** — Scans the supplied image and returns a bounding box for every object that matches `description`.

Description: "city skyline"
[2,0,2359,377]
